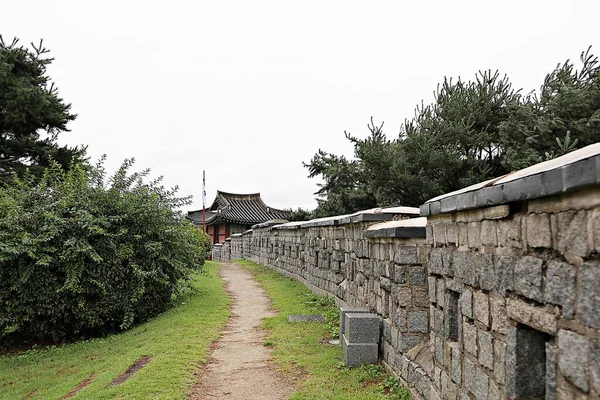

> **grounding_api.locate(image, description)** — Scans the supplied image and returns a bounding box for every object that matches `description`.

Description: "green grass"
[0,261,230,399]
[234,259,410,400]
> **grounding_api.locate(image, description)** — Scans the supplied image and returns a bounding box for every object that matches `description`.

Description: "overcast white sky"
[2,1,599,211]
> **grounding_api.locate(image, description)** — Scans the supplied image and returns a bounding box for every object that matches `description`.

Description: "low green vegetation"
[235,259,411,400]
[0,261,230,400]
[0,159,210,341]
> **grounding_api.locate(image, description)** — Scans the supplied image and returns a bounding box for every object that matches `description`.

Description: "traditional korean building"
[187,191,291,244]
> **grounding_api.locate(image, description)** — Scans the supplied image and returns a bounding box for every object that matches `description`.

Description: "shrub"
[0,158,209,340]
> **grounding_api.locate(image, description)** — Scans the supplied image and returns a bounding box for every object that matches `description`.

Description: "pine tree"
[305,48,600,216]
[0,36,86,182]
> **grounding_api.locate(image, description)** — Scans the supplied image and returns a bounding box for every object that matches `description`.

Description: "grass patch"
[0,261,230,399]
[234,259,410,400]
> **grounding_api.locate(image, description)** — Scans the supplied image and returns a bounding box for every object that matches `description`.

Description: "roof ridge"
[216,190,261,197]
[264,206,291,213]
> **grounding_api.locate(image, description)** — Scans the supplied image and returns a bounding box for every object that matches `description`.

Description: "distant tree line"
[304,48,600,217]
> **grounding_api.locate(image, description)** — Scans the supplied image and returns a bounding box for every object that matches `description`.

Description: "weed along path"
[189,262,293,400]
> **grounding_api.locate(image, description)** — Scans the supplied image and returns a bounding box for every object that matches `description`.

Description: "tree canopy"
[0,36,86,182]
[305,48,600,217]
[287,207,314,221]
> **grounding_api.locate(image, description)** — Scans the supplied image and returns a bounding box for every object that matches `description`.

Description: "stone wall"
[424,189,600,400]
[212,243,223,261]
[420,143,600,400]
[211,143,600,399]
[230,233,243,260]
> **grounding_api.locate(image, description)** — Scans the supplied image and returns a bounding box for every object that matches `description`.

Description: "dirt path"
[189,262,293,400]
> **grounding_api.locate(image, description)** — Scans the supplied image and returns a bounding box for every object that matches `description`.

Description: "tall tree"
[303,118,388,217]
[305,48,600,216]
[396,70,523,203]
[501,47,600,169]
[0,36,86,182]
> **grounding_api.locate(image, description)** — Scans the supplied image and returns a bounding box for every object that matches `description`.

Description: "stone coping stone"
[242,229,253,235]
[364,217,427,238]
[340,213,394,224]
[212,243,223,247]
[224,237,231,242]
[230,233,242,238]
[345,313,381,343]
[342,334,379,367]
[251,219,290,229]
[300,215,348,228]
[273,221,303,230]
[421,143,600,217]
[380,206,420,214]
[267,205,420,229]
[287,314,325,323]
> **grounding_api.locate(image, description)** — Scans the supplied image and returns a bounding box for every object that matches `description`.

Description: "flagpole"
[202,170,206,234]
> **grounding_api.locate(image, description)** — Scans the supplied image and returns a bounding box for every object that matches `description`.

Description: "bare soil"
[109,356,151,386]
[189,262,294,400]
[63,373,96,399]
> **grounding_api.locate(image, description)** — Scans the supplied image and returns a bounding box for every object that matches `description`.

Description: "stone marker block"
[342,333,379,367]
[339,307,370,341]
[345,313,381,344]
[288,314,325,323]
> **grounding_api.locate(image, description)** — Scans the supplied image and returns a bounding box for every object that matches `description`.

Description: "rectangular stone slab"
[287,314,325,323]
[344,312,381,344]
[342,334,379,367]
[339,307,370,341]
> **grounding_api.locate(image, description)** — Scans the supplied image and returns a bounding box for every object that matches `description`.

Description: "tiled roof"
[187,209,217,225]
[187,191,291,226]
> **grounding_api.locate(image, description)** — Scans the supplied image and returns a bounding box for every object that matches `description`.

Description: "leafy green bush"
[0,158,209,340]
